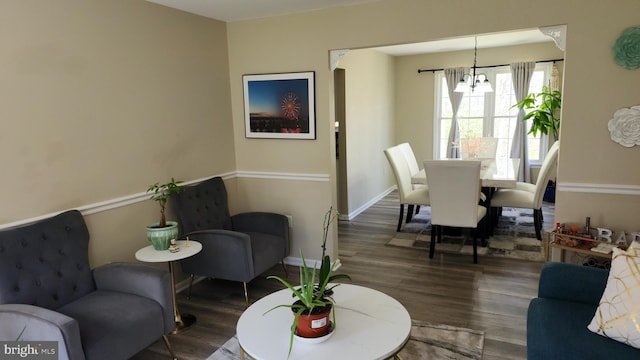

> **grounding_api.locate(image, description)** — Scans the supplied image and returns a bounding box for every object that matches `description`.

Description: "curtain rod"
[417,58,564,74]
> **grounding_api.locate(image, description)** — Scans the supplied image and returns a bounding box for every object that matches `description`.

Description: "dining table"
[411,158,520,189]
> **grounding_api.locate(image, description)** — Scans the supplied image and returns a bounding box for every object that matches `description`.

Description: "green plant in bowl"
[146,177,183,228]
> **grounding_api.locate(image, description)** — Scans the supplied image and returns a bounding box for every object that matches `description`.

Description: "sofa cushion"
[587,242,640,349]
[528,297,639,359]
[57,290,165,360]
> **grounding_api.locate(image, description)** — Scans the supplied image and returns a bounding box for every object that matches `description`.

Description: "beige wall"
[338,49,396,216]
[4,0,640,269]
[1,0,234,266]
[227,0,640,248]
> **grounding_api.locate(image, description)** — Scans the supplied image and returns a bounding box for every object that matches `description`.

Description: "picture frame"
[243,71,316,139]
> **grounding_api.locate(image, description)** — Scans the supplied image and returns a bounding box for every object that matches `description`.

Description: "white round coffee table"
[135,240,202,334]
[236,284,411,360]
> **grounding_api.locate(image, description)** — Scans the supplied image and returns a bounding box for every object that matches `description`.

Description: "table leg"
[168,261,196,334]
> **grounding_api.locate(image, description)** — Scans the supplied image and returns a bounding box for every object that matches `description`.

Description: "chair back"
[424,160,483,228]
[384,145,415,203]
[398,142,420,176]
[0,210,95,309]
[460,137,499,159]
[171,177,233,235]
[533,141,560,208]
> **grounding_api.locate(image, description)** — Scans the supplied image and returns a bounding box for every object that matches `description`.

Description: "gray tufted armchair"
[0,210,176,360]
[171,177,289,306]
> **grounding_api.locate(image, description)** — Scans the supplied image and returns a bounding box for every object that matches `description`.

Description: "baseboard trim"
[557,182,640,196]
[284,256,341,271]
[338,186,396,221]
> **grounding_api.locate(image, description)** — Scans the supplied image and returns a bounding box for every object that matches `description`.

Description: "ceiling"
[372,29,553,56]
[146,0,554,55]
[146,0,382,22]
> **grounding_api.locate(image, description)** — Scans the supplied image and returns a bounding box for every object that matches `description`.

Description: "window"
[434,64,551,162]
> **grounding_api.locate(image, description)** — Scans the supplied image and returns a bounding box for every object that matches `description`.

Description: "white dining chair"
[460,137,499,159]
[398,142,427,216]
[490,141,560,240]
[424,160,486,264]
[384,145,430,232]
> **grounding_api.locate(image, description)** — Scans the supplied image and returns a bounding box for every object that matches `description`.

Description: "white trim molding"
[0,171,330,230]
[557,182,640,196]
[539,25,566,51]
[329,49,350,71]
[236,171,330,182]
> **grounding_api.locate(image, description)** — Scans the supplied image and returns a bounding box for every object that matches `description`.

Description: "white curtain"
[509,62,535,182]
[444,67,468,158]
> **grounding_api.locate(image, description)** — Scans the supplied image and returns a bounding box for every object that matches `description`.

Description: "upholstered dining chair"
[424,160,487,264]
[398,142,426,216]
[171,177,289,306]
[384,145,430,232]
[490,141,560,240]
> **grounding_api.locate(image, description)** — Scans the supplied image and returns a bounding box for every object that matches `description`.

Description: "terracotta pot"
[292,300,332,338]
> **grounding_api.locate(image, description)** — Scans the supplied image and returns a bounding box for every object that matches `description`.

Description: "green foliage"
[513,85,562,141]
[264,206,351,357]
[318,207,351,292]
[265,252,337,357]
[146,177,183,227]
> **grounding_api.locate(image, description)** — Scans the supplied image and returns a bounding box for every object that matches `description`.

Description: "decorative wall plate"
[613,26,640,69]
[608,105,640,147]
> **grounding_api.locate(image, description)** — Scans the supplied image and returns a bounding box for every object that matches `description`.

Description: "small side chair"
[0,210,176,360]
[171,177,289,306]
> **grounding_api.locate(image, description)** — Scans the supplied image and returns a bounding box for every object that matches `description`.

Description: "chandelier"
[454,37,493,93]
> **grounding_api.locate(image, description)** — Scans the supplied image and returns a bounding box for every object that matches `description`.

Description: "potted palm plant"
[146,178,183,250]
[513,85,562,141]
[513,86,562,202]
[265,207,351,357]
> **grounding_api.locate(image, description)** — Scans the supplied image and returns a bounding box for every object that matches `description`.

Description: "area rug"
[207,320,484,360]
[385,204,555,262]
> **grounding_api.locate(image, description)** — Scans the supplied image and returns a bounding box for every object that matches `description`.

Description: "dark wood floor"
[133,192,544,360]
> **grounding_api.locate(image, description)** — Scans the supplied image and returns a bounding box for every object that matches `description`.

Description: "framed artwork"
[243,71,316,139]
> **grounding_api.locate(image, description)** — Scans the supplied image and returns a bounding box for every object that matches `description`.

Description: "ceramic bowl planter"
[146,221,179,250]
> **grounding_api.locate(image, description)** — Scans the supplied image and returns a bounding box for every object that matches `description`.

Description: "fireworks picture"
[243,71,316,139]
[280,92,301,120]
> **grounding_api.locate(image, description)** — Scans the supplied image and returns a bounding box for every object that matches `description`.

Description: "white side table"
[237,284,411,359]
[135,240,202,334]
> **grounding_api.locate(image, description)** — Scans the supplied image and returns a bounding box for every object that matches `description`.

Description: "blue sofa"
[527,262,640,359]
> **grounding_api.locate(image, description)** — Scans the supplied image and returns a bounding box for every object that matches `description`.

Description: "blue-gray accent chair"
[171,177,290,306]
[0,210,176,360]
